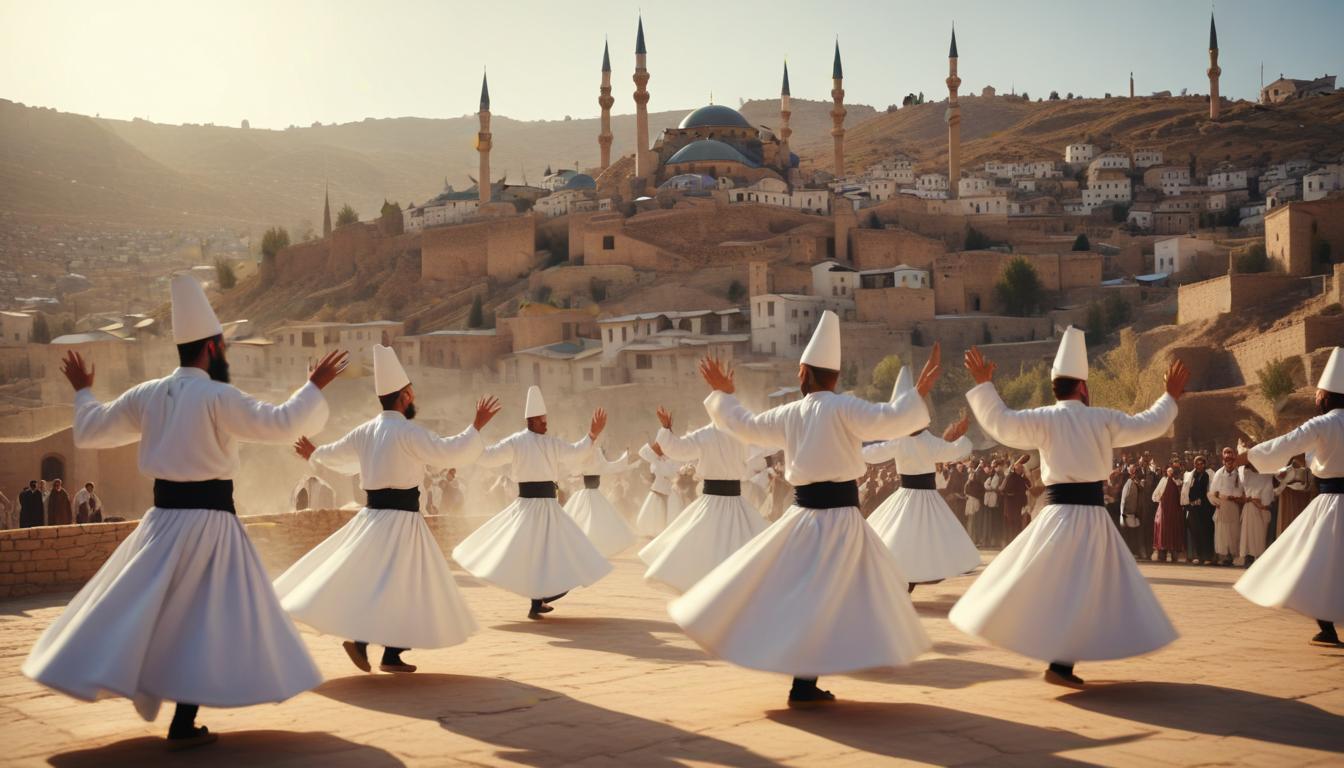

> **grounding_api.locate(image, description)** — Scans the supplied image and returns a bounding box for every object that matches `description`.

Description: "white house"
[1207,164,1249,191]
[1133,148,1164,169]
[751,293,854,359]
[403,185,480,232]
[1154,236,1218,275]
[958,176,993,197]
[533,189,592,218]
[1065,143,1097,165]
[868,156,915,184]
[914,173,949,199]
[859,265,930,289]
[1082,177,1132,209]
[1303,165,1342,201]
[728,178,830,213]
[811,261,859,298]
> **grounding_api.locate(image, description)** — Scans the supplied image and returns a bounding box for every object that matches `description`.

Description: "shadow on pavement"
[1146,576,1234,589]
[767,700,1138,766]
[0,591,74,617]
[911,595,960,618]
[1061,682,1344,753]
[491,616,711,663]
[317,674,779,767]
[852,656,1033,689]
[47,730,404,767]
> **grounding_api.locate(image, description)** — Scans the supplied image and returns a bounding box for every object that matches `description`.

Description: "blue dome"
[678,104,753,130]
[666,139,758,168]
[564,173,596,190]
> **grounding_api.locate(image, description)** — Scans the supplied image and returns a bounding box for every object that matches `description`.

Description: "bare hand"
[589,408,608,440]
[699,355,735,394]
[964,346,996,385]
[473,396,501,431]
[656,406,672,430]
[294,436,317,461]
[942,410,970,442]
[309,350,351,390]
[1164,358,1190,400]
[916,343,941,397]
[61,351,95,391]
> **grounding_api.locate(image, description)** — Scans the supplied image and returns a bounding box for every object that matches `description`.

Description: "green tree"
[1234,242,1268,274]
[380,200,401,218]
[261,226,290,261]
[964,227,991,250]
[214,257,237,290]
[1072,233,1091,251]
[1111,203,1130,223]
[336,204,359,226]
[999,362,1051,409]
[727,280,746,302]
[995,256,1044,317]
[467,295,484,328]
[870,355,904,397]
[1102,292,1131,329]
[1256,358,1295,407]
[1084,300,1108,346]
[1049,90,1061,100]
[30,313,50,343]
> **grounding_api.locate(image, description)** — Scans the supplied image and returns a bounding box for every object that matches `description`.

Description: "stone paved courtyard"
[1,551,1341,767]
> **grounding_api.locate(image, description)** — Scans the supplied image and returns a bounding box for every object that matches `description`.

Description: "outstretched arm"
[861,439,900,465]
[963,346,1044,450]
[1242,417,1320,474]
[305,429,362,475]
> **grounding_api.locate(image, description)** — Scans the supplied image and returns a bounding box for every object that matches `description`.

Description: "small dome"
[564,173,596,190]
[666,139,758,167]
[678,104,753,130]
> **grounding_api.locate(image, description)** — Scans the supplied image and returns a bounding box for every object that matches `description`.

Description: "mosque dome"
[563,173,596,190]
[666,139,759,167]
[678,104,754,130]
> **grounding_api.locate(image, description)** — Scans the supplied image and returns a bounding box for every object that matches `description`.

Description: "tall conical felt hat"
[1050,325,1088,381]
[800,310,842,370]
[170,274,223,344]
[372,345,410,397]
[1318,347,1344,394]
[524,385,547,418]
[889,364,914,402]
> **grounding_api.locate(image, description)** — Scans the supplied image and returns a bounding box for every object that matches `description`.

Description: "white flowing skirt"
[1236,493,1343,622]
[949,504,1176,662]
[21,507,321,721]
[868,488,982,583]
[669,505,929,676]
[273,508,477,649]
[636,489,683,536]
[640,493,768,594]
[564,488,637,558]
[452,497,613,599]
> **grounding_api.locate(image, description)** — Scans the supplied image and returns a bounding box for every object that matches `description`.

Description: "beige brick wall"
[855,286,936,327]
[421,215,539,285]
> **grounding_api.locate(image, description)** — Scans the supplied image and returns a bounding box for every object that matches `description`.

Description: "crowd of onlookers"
[0,480,103,529]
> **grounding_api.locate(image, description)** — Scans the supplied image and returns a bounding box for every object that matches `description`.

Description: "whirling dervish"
[636,440,684,536]
[452,386,613,619]
[669,311,940,708]
[860,365,979,591]
[565,445,638,558]
[1234,346,1344,647]
[273,345,500,674]
[949,327,1191,688]
[640,404,768,593]
[22,276,345,750]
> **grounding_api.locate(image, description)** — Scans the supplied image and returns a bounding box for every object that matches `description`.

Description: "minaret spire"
[598,37,614,170]
[1207,12,1221,120]
[322,184,332,238]
[779,59,793,179]
[633,15,653,180]
[946,24,962,199]
[477,70,492,204]
[830,39,846,176]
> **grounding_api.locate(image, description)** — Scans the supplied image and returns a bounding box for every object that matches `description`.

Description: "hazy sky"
[2,0,1341,129]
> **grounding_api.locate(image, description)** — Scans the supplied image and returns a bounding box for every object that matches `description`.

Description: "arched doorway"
[41,454,66,483]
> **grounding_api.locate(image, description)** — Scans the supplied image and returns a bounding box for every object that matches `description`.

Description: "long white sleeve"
[655,427,703,464]
[215,381,329,444]
[1105,394,1177,448]
[1247,416,1321,474]
[704,392,788,450]
[478,436,517,468]
[931,435,974,463]
[837,390,930,442]
[403,424,483,470]
[966,383,1047,450]
[311,428,362,475]
[72,384,148,449]
[861,440,900,465]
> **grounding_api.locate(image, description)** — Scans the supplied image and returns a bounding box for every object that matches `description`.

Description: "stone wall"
[855,286,936,327]
[1229,314,1344,387]
[1177,273,1299,324]
[421,215,539,286]
[915,315,1053,350]
[0,429,153,522]
[850,228,946,271]
[528,264,638,301]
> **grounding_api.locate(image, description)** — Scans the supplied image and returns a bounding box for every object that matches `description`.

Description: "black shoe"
[787,687,837,709]
[1044,668,1086,689]
[166,725,217,751]
[542,592,568,604]
[343,641,371,673]
[528,599,546,620]
[1310,631,1343,648]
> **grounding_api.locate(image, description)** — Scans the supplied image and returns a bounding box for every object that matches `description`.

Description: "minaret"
[830,41,846,177]
[322,185,332,238]
[1207,13,1221,120]
[946,26,962,199]
[633,16,652,179]
[779,60,792,175]
[598,39,614,171]
[1129,71,1135,99]
[477,71,492,204]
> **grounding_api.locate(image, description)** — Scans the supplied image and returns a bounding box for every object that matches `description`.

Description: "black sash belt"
[1317,476,1344,494]
[366,487,420,512]
[583,475,601,490]
[154,479,235,514]
[519,481,558,499]
[702,479,741,497]
[899,473,938,490]
[794,480,860,509]
[1045,481,1105,507]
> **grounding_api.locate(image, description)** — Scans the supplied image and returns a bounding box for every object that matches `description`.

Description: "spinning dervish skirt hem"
[640,494,768,594]
[273,508,478,649]
[21,507,322,721]
[452,497,612,599]
[668,504,929,676]
[636,489,683,536]
[867,488,982,583]
[564,489,637,558]
[1235,494,1343,622]
[948,503,1177,662]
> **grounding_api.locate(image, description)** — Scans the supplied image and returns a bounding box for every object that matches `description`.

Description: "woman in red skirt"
[1153,458,1186,563]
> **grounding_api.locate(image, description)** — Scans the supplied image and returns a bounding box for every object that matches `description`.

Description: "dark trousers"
[1138,508,1155,559]
[1191,504,1216,562]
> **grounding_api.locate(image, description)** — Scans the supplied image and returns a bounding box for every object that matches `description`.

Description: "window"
[767,302,775,317]
[583,368,594,382]
[635,354,652,370]
[301,332,316,348]
[602,235,615,250]
[607,329,614,342]
[621,327,627,342]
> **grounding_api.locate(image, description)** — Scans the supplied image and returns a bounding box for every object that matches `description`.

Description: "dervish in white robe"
[22,276,339,749]
[1236,346,1344,647]
[1236,464,1275,564]
[452,387,613,619]
[564,447,638,557]
[636,442,685,535]
[860,367,980,589]
[669,311,933,708]
[641,407,768,594]
[950,327,1188,688]
[274,346,496,673]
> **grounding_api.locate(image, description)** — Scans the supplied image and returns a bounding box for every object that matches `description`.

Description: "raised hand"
[965,346,997,385]
[60,351,95,391]
[309,350,351,390]
[1164,358,1191,400]
[656,406,673,429]
[589,408,608,440]
[942,410,971,442]
[698,355,735,394]
[473,396,501,431]
[294,436,317,460]
[916,343,942,397]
